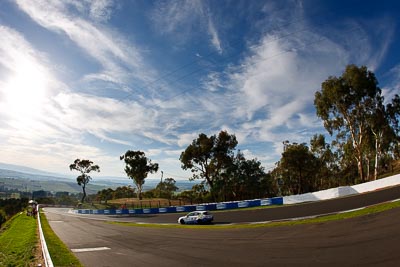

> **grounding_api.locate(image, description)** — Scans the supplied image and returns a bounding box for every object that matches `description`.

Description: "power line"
[120,3,359,102]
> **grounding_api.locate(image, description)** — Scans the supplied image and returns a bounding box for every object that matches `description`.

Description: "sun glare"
[3,60,48,121]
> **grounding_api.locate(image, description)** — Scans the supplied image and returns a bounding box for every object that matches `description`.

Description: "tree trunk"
[357,158,364,183]
[137,184,143,200]
[373,131,382,181]
[374,138,379,181]
[81,184,86,203]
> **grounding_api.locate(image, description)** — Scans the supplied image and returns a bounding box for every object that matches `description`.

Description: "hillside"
[0,166,197,194]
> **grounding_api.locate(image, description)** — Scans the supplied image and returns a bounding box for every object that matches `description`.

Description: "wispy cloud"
[207,16,222,54]
[1,1,398,178]
[151,0,222,53]
[15,0,154,91]
[382,64,400,103]
[196,3,391,165]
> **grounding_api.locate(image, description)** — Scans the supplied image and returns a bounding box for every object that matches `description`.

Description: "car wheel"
[179,219,185,224]
[197,219,202,224]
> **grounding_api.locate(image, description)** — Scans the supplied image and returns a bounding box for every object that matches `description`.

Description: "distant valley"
[0,163,197,194]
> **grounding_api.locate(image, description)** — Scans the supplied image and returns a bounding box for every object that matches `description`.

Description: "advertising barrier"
[75,196,284,215]
[74,174,400,215]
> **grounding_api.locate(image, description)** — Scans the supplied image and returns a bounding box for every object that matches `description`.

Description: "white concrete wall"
[283,174,400,205]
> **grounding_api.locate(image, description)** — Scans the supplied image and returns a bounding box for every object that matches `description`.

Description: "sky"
[0,0,399,180]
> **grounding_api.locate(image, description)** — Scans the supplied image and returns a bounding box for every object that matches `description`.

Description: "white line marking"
[71,247,110,253]
[338,207,365,214]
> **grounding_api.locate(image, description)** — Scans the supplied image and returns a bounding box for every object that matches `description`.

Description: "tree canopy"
[315,65,383,182]
[180,130,238,200]
[120,150,159,200]
[69,159,100,203]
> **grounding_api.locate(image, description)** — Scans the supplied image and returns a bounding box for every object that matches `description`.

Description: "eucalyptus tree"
[180,130,237,200]
[120,150,159,200]
[310,134,339,189]
[69,159,100,203]
[387,94,400,159]
[314,65,382,182]
[279,142,319,194]
[97,188,114,204]
[224,151,269,200]
[156,178,178,199]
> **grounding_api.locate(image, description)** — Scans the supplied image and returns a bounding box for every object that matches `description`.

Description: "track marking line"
[71,247,111,253]
[338,207,365,214]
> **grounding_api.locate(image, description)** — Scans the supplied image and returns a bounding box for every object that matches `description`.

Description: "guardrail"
[37,205,54,267]
[74,197,283,215]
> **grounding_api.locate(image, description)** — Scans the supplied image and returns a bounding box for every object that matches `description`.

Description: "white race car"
[178,211,214,225]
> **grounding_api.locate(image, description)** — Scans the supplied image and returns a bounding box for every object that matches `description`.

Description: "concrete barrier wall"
[283,174,400,205]
[75,197,284,215]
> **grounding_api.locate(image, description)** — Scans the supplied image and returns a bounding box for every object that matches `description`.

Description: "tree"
[279,142,318,194]
[366,96,397,180]
[97,188,114,204]
[386,94,400,159]
[180,131,237,200]
[113,186,135,199]
[310,134,339,189]
[120,150,159,200]
[314,65,382,182]
[156,178,178,199]
[224,151,269,200]
[69,159,100,203]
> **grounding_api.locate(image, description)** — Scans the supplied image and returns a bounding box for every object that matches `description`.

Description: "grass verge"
[40,210,83,267]
[0,212,38,266]
[107,199,400,229]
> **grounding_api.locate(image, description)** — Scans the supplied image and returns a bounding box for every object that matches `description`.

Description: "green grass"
[108,199,400,229]
[40,210,83,267]
[0,212,38,266]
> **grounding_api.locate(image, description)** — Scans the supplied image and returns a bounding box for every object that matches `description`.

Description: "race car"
[178,211,213,224]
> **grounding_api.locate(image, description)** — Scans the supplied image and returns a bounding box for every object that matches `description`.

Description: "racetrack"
[50,184,400,224]
[43,185,400,266]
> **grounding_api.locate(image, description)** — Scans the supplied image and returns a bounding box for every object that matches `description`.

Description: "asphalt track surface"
[44,185,400,266]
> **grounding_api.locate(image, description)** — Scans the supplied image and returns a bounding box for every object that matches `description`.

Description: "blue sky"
[0,0,399,180]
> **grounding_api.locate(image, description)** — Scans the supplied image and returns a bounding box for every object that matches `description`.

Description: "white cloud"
[207,16,222,53]
[2,0,398,178]
[15,0,154,89]
[0,25,149,176]
[87,0,115,22]
[382,64,400,104]
[151,0,222,52]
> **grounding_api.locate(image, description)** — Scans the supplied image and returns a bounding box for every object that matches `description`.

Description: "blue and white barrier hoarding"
[75,196,284,215]
[93,209,104,214]
[159,208,167,213]
[196,205,205,211]
[176,206,186,212]
[261,199,272,206]
[81,209,91,214]
[217,203,226,210]
[271,197,283,205]
[143,208,151,214]
[238,201,249,208]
